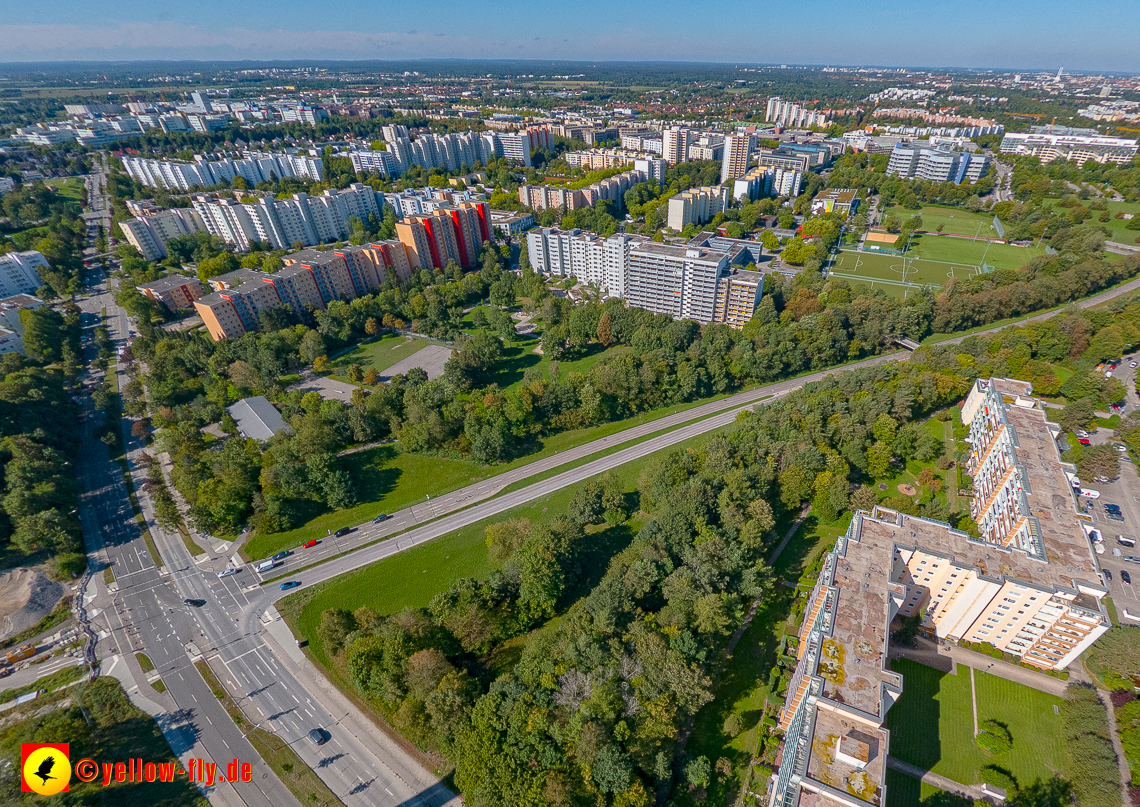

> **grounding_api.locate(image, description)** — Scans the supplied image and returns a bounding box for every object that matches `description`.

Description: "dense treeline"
[314,297,1140,806]
[0,323,84,577]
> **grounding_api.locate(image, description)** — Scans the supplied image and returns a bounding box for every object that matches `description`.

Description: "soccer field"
[825,249,983,298]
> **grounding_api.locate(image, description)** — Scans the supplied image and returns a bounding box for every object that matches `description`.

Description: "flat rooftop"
[803,709,888,807]
[823,521,903,718]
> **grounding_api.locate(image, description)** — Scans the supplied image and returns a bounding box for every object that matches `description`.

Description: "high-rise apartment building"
[732,166,803,201]
[626,242,731,323]
[764,96,829,129]
[192,184,381,252]
[119,207,207,261]
[712,268,764,329]
[768,376,1110,807]
[396,201,489,271]
[886,142,989,184]
[662,127,693,165]
[666,185,729,232]
[122,152,324,191]
[720,134,754,182]
[195,241,414,340]
[526,228,642,299]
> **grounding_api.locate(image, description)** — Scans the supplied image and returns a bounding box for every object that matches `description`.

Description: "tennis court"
[825,249,985,297]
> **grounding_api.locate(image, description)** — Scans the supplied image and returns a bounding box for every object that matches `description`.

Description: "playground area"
[825,249,986,298]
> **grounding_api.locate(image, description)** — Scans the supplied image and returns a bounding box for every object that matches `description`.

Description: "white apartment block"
[666,185,729,232]
[0,251,49,297]
[120,207,207,261]
[769,376,1111,807]
[886,142,990,184]
[526,228,641,298]
[122,152,324,191]
[764,97,829,129]
[192,184,380,252]
[662,127,693,165]
[720,134,754,182]
[999,131,1139,165]
[626,242,730,323]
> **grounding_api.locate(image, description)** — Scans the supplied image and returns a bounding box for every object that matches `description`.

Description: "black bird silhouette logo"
[33,754,57,785]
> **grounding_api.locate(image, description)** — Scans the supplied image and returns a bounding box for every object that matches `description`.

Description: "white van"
[1080,488,1101,499]
[256,560,277,573]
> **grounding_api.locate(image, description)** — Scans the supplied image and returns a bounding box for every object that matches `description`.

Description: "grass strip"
[135,652,154,673]
[0,663,85,704]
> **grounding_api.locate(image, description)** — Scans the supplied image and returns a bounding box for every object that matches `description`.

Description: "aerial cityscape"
[1,6,1140,807]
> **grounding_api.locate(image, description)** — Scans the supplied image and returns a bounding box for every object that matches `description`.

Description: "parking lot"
[1079,351,1140,621]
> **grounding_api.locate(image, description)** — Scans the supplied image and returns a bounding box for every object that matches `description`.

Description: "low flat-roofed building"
[227,396,289,441]
[811,189,860,217]
[489,209,534,236]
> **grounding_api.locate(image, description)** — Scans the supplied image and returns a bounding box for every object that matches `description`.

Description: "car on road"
[272,551,291,561]
[1076,430,1090,438]
[1078,437,1091,445]
[333,526,353,537]
[1119,536,1136,547]
[183,599,206,607]
[1116,444,1129,453]
[301,539,317,549]
[1123,570,1132,585]
[307,728,328,745]
[1107,511,1125,522]
[1080,488,1100,499]
[217,568,238,578]
[372,513,390,524]
[1104,570,1113,581]
[1131,361,1138,368]
[280,581,301,590]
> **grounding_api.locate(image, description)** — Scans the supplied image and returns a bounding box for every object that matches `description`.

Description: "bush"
[976,719,1013,755]
[980,764,1017,791]
[723,713,745,738]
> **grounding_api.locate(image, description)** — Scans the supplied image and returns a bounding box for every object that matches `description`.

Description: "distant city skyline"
[1,0,1138,70]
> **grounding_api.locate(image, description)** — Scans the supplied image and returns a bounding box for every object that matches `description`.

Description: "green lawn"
[329,333,430,374]
[829,234,1046,299]
[280,428,725,666]
[244,385,748,559]
[910,234,1047,274]
[886,658,1067,788]
[915,206,997,238]
[44,176,86,201]
[1101,201,1140,244]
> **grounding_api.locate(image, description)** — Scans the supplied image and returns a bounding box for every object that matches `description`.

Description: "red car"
[1078,438,1091,445]
[301,540,317,549]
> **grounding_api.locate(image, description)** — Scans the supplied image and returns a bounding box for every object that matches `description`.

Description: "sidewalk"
[889,637,1075,697]
[886,757,987,802]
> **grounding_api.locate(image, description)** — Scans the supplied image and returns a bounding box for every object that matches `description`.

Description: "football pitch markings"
[826,250,986,293]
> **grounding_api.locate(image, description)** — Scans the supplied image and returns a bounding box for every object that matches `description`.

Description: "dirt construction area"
[0,568,64,641]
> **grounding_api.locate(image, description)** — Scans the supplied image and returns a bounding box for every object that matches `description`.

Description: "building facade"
[122,152,324,191]
[886,142,990,184]
[192,184,381,252]
[720,134,754,183]
[999,131,1139,165]
[666,185,729,232]
[0,251,49,297]
[136,275,206,310]
[120,207,207,261]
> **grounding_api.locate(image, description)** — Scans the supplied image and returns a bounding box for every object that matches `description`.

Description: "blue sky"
[1,0,1138,70]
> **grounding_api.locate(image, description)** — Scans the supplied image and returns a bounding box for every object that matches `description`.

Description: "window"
[1003,598,1016,604]
[978,630,991,636]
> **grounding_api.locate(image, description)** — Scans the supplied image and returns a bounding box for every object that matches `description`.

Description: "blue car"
[272,551,291,561]
[279,581,301,590]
